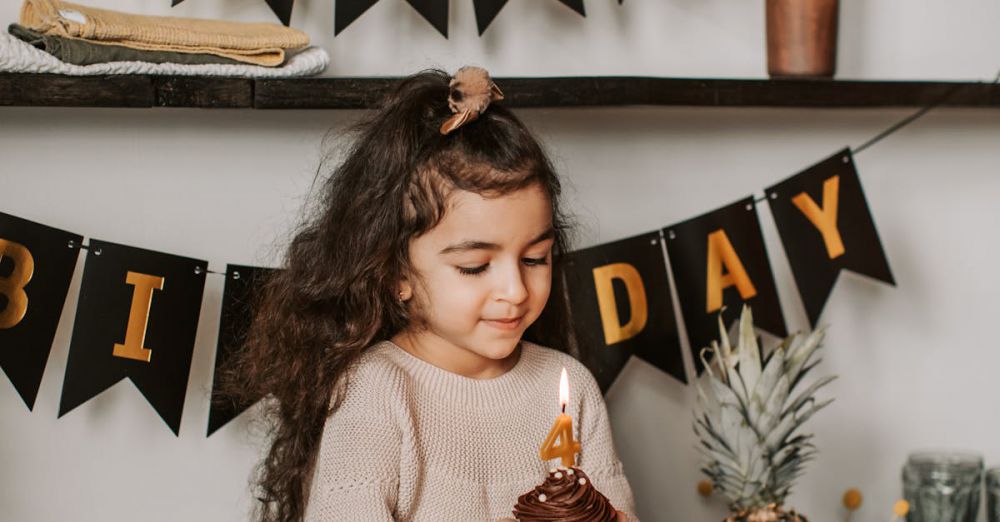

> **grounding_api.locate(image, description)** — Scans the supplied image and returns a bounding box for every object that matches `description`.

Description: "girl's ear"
[398,280,413,302]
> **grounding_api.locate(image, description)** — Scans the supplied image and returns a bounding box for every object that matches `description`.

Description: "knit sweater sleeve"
[304,361,403,521]
[573,364,639,522]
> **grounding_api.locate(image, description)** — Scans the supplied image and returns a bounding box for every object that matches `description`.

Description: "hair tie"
[439,66,505,135]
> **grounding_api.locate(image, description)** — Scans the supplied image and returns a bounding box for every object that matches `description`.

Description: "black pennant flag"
[558,0,586,16]
[336,0,449,37]
[59,240,206,435]
[171,0,294,26]
[766,148,895,328]
[335,0,379,35]
[564,231,685,392]
[473,0,507,35]
[665,197,787,373]
[406,0,449,37]
[207,265,276,437]
[265,0,295,26]
[0,212,83,410]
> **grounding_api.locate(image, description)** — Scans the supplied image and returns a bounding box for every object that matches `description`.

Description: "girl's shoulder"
[354,339,406,370]
[344,339,426,386]
[333,340,412,406]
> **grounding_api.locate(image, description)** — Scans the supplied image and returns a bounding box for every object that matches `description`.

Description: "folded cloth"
[19,0,309,67]
[0,30,328,78]
[8,23,246,66]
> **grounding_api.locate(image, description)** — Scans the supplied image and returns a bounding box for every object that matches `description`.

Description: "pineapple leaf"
[728,368,752,413]
[718,312,733,371]
[736,305,762,391]
[784,375,837,417]
[785,325,827,380]
[756,374,790,436]
[789,358,824,392]
[774,330,797,355]
[748,347,785,429]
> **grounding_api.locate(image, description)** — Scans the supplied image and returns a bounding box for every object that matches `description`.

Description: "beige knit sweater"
[304,340,639,522]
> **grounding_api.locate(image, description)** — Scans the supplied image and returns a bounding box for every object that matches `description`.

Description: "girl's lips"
[483,315,523,330]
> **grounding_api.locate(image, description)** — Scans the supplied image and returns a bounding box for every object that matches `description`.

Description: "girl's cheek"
[527,271,552,301]
[530,264,553,285]
[450,276,489,304]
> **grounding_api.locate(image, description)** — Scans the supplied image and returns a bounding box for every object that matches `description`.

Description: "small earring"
[398,291,407,302]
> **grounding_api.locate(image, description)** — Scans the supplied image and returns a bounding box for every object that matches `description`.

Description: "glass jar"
[902,451,983,522]
[987,467,1000,522]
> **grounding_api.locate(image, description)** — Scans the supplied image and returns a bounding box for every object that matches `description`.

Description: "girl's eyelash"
[456,257,549,276]
[457,264,488,276]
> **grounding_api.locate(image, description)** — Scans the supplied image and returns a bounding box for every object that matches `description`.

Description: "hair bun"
[440,66,505,135]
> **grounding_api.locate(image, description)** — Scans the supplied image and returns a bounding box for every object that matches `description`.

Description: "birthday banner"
[665,197,787,375]
[207,264,276,437]
[172,0,619,33]
[564,231,684,391]
[0,147,894,434]
[0,212,82,410]
[58,240,207,435]
[765,148,895,328]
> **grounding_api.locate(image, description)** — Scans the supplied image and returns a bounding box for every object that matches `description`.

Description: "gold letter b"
[0,239,34,329]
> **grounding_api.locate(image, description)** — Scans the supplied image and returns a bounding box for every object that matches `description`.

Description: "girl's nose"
[496,264,529,304]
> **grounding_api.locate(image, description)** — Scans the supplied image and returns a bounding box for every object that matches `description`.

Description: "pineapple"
[693,305,836,522]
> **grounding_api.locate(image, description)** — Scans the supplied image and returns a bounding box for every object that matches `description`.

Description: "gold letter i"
[112,271,164,363]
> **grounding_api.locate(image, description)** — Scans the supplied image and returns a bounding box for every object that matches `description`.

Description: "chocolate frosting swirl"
[513,467,617,522]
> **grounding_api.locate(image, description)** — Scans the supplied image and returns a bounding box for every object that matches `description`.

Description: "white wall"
[2,1,999,521]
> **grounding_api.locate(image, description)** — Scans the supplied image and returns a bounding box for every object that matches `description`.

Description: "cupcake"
[513,466,618,521]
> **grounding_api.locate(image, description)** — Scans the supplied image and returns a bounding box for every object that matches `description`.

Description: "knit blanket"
[0,30,328,77]
[20,0,309,66]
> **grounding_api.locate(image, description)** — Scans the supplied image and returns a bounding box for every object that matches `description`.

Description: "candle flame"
[559,367,569,409]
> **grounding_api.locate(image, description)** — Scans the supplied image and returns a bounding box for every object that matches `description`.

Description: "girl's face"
[395,181,555,378]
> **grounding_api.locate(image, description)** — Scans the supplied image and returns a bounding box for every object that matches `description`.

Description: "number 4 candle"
[539,368,581,467]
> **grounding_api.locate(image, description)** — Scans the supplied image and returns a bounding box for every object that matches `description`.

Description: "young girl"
[222,67,637,522]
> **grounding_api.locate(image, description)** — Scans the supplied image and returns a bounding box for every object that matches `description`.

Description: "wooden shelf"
[1,74,998,109]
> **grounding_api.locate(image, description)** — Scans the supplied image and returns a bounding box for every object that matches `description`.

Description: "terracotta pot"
[766,0,839,78]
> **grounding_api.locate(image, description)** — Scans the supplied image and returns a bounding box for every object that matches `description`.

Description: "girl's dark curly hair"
[215,68,576,522]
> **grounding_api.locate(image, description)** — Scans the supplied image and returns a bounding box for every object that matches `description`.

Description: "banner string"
[752,67,1000,205]
[71,241,226,275]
